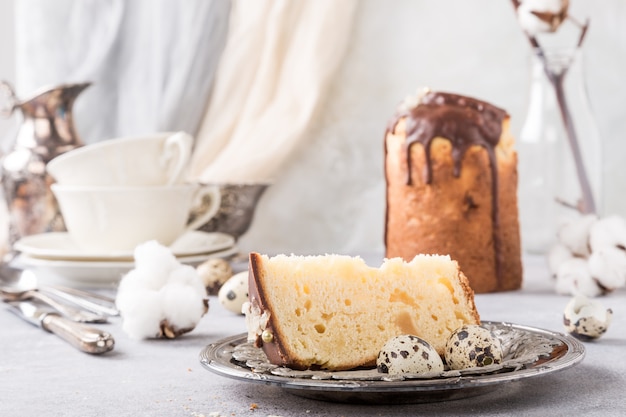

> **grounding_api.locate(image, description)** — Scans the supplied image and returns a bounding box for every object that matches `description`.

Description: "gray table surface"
[1,253,624,417]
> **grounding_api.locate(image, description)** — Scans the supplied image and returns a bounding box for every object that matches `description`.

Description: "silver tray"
[198,321,585,404]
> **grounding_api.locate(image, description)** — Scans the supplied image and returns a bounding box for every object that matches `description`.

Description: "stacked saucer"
[13,230,237,288]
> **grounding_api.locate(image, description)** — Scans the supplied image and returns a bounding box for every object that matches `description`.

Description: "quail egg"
[197,258,233,295]
[563,294,613,340]
[377,334,444,375]
[217,271,248,314]
[444,324,503,370]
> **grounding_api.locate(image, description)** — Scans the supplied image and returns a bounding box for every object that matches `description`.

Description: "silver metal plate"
[198,321,585,404]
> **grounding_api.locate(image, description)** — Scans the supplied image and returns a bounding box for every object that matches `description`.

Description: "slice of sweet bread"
[243,252,480,371]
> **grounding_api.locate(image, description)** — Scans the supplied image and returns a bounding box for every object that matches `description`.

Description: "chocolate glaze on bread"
[384,90,523,293]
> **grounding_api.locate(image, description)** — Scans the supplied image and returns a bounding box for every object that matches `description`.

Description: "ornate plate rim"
[198,321,585,401]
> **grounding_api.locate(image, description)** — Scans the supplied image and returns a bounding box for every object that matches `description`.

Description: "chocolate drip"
[247,253,294,368]
[386,91,508,288]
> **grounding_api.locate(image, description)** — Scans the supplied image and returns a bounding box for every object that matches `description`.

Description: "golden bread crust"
[385,116,523,293]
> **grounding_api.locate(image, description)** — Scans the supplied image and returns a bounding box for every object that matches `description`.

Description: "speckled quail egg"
[196,258,233,295]
[217,271,248,314]
[377,334,444,375]
[444,325,503,370]
[563,295,613,341]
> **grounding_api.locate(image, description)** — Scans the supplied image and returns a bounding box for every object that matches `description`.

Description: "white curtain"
[189,0,359,183]
[14,0,231,144]
[8,0,361,256]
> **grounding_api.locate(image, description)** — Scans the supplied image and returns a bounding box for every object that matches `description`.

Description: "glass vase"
[518,47,602,253]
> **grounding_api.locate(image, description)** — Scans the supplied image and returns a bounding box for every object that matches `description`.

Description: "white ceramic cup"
[51,183,221,252]
[46,131,193,186]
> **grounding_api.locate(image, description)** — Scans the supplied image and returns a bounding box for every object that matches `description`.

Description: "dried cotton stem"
[511,0,596,214]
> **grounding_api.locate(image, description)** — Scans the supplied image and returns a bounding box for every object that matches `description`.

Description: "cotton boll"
[554,258,582,295]
[556,214,596,257]
[517,5,552,35]
[115,283,147,315]
[118,289,164,340]
[520,0,567,13]
[132,240,182,289]
[116,268,148,295]
[116,241,210,339]
[588,215,626,253]
[517,0,569,35]
[134,240,178,268]
[116,274,161,318]
[159,283,208,337]
[547,243,574,277]
[587,246,626,292]
[555,257,603,297]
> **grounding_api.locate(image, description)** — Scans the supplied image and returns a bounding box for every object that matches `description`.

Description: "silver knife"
[8,301,115,354]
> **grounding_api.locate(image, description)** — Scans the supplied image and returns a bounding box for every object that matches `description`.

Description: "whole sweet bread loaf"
[243,252,480,371]
[384,90,523,293]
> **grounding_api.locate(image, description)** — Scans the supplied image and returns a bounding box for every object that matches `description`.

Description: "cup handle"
[185,185,221,232]
[162,131,193,185]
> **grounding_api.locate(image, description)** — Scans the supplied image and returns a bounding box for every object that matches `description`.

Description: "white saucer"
[13,245,239,288]
[14,231,236,262]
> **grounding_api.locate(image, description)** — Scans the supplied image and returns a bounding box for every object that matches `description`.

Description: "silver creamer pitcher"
[0,81,90,250]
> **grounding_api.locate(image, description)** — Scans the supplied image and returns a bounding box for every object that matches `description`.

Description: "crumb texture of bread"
[247,252,479,371]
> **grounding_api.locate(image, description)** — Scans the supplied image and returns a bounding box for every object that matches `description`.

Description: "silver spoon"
[0,268,108,323]
[1,263,119,316]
